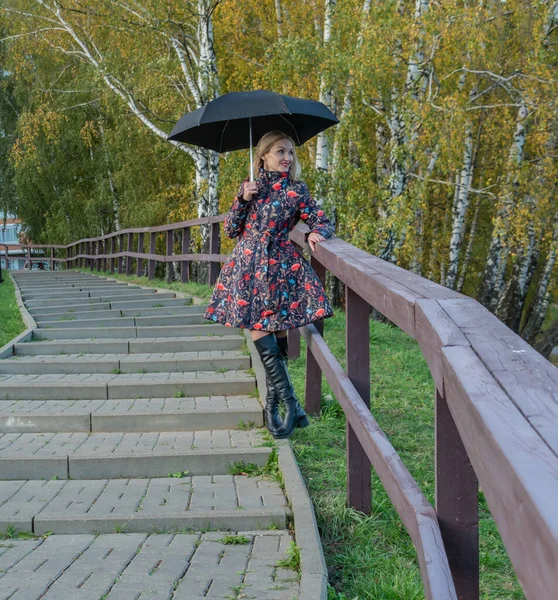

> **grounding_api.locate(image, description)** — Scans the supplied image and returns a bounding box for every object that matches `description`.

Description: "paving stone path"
[0,271,300,599]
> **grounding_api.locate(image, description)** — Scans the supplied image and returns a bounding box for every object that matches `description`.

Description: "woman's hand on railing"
[308,232,326,252]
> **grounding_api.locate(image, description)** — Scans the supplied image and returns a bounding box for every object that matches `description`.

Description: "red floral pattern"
[204,168,335,331]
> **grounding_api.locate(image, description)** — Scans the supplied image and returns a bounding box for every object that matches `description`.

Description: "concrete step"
[88,288,157,298]
[37,317,136,329]
[25,291,175,310]
[0,476,288,534]
[33,305,204,322]
[33,327,138,340]
[0,370,255,400]
[120,304,202,317]
[32,323,229,340]
[35,308,124,322]
[22,290,91,300]
[0,430,270,479]
[21,285,136,297]
[36,313,207,330]
[133,314,207,327]
[0,350,251,375]
[0,531,300,599]
[110,297,193,310]
[29,302,112,317]
[14,335,245,355]
[0,396,262,432]
[25,296,104,309]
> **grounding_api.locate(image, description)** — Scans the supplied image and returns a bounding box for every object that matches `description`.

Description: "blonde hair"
[253,130,301,180]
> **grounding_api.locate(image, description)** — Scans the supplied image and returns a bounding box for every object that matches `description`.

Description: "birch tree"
[314,0,336,206]
[2,0,221,254]
[522,212,558,344]
[480,98,530,309]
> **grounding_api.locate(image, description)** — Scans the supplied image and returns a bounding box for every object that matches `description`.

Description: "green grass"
[275,541,301,573]
[73,268,214,300]
[287,311,523,600]
[218,534,250,545]
[0,274,25,347]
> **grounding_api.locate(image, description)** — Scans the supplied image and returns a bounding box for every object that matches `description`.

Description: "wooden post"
[110,237,116,273]
[208,222,220,285]
[181,227,190,283]
[66,247,70,270]
[148,232,156,280]
[100,238,107,272]
[346,286,372,514]
[27,246,31,270]
[50,247,54,272]
[435,387,479,599]
[126,233,133,275]
[288,329,301,359]
[137,232,145,277]
[117,234,124,274]
[304,256,326,415]
[166,229,174,283]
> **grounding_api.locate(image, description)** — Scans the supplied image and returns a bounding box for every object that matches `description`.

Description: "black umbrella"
[167,90,339,181]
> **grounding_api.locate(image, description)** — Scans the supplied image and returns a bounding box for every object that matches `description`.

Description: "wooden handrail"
[288,225,558,600]
[7,215,558,600]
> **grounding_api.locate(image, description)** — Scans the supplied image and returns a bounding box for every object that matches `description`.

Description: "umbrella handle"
[249,117,254,182]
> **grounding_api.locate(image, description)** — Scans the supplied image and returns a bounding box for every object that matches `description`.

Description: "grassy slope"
[0,274,25,347]
[72,269,523,598]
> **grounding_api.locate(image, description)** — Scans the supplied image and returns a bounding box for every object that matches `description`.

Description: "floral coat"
[203,168,335,331]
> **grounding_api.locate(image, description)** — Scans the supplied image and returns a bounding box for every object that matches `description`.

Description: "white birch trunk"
[330,0,371,179]
[445,124,475,289]
[314,0,337,203]
[379,1,429,263]
[522,214,558,343]
[544,2,558,44]
[495,207,538,330]
[375,122,389,185]
[328,0,371,225]
[274,0,283,39]
[97,118,120,231]
[457,195,480,293]
[196,0,221,260]
[482,98,528,308]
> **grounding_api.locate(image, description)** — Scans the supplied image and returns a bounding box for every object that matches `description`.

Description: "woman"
[204,130,335,439]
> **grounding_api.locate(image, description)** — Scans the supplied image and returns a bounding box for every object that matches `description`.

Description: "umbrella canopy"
[167,90,339,152]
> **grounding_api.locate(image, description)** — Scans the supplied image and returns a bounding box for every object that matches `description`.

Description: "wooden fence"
[1,218,557,600]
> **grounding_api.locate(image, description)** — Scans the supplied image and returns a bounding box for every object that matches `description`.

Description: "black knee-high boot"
[276,335,309,428]
[253,334,306,439]
[262,334,284,437]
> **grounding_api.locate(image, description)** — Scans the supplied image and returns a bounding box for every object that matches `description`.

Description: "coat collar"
[258,167,289,185]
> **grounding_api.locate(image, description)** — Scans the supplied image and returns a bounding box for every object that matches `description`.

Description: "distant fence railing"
[0,216,226,283]
[2,218,557,600]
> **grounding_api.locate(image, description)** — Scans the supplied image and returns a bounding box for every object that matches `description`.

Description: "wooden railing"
[2,219,557,600]
[0,216,225,284]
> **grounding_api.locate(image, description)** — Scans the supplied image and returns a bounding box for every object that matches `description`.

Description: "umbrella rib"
[218,120,231,153]
[278,114,301,145]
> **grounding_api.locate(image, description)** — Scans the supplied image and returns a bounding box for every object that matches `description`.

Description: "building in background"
[0,212,26,269]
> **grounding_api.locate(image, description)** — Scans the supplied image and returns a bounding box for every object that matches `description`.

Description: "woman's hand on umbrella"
[308,232,325,252]
[242,181,258,202]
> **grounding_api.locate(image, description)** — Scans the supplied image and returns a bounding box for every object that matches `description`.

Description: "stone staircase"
[0,271,302,599]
